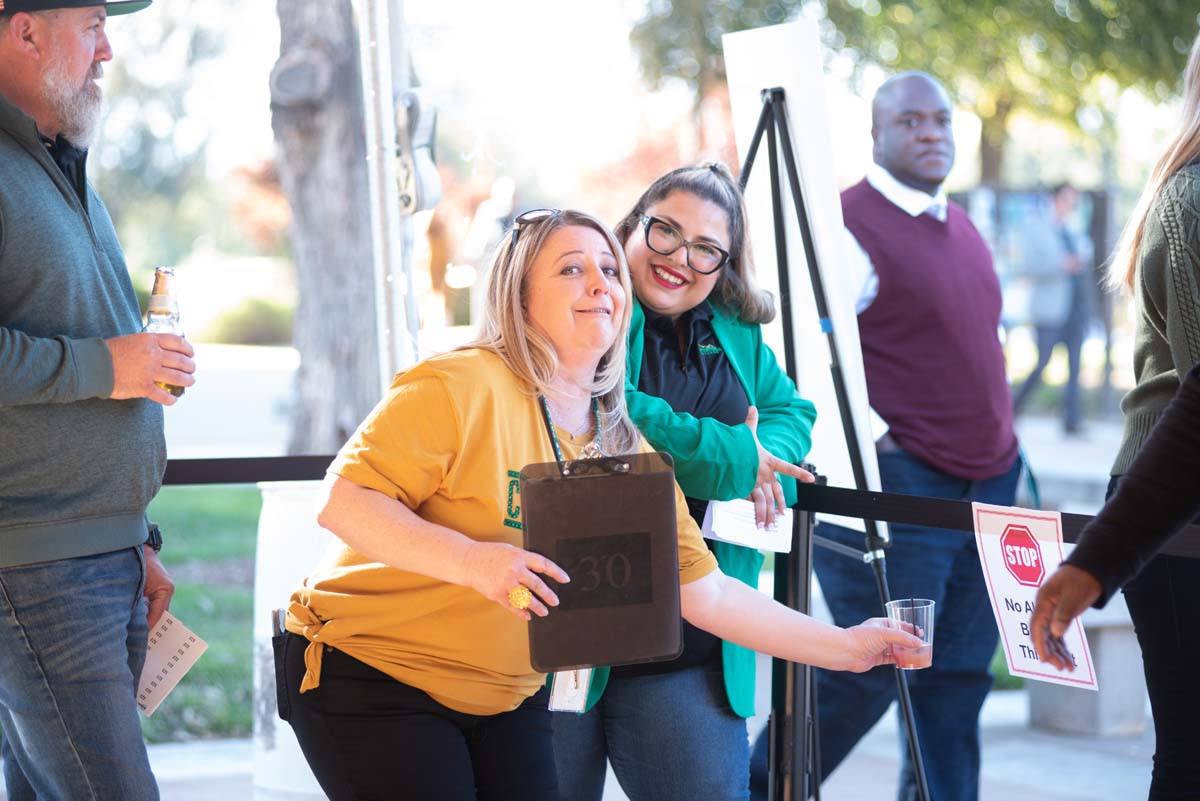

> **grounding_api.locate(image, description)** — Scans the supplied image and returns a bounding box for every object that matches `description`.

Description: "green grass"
[992,645,1023,690]
[146,485,262,561]
[140,485,261,742]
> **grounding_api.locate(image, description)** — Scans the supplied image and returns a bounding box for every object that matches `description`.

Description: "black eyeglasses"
[639,215,729,275]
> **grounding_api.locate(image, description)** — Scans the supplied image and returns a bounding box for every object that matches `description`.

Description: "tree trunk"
[978,98,1012,186]
[272,0,381,454]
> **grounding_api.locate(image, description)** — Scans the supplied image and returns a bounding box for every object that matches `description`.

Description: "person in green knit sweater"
[553,163,817,801]
[1042,30,1200,800]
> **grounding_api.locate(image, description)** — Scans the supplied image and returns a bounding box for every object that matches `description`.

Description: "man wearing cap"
[0,1,195,798]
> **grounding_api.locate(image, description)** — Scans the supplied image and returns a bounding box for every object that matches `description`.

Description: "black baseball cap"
[0,0,152,15]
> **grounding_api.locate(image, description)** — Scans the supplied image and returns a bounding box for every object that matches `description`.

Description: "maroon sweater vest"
[843,179,1017,480]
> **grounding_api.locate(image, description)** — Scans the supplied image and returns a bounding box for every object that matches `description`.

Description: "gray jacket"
[1016,206,1093,327]
[0,91,165,567]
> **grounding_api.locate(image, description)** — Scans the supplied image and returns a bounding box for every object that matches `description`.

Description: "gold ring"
[508,585,532,610]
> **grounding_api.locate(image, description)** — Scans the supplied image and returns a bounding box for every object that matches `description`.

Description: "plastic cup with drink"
[885,598,935,669]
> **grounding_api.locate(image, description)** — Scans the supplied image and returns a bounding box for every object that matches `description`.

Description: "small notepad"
[137,612,208,717]
[702,499,793,553]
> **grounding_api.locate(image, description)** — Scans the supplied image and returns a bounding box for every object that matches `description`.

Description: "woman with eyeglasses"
[277,208,915,801]
[553,164,816,801]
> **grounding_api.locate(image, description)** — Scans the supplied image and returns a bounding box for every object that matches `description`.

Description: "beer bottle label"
[148,294,176,312]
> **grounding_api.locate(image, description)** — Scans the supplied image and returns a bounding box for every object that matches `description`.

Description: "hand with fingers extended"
[106,333,196,406]
[461,540,571,621]
[1029,564,1101,671]
[839,617,924,672]
[743,405,815,528]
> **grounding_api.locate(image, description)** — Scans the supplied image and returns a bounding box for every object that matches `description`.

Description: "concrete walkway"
[800,689,1152,801]
[116,679,1150,801]
[7,677,1134,801]
[1014,413,1123,514]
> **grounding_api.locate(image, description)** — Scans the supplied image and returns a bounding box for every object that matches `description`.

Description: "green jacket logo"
[698,343,723,356]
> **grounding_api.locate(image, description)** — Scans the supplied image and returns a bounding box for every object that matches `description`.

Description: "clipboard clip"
[560,456,631,477]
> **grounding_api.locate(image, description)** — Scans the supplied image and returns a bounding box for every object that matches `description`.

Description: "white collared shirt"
[842,163,948,313]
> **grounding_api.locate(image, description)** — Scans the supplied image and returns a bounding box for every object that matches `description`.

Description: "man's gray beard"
[41,62,103,149]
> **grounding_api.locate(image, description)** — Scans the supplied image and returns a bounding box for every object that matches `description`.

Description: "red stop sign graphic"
[1000,524,1045,587]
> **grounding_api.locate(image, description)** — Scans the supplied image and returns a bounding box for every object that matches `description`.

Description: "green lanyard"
[538,395,603,470]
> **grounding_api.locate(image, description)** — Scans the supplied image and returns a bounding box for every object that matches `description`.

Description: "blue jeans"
[554,662,749,801]
[0,547,157,801]
[750,449,1019,801]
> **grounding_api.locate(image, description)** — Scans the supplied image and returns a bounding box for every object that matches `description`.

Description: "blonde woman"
[1033,32,1200,800]
[277,209,919,801]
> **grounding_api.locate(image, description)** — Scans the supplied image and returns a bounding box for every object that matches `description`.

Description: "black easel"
[738,86,931,801]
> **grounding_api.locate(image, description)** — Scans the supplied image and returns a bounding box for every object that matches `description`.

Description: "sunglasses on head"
[499,208,561,275]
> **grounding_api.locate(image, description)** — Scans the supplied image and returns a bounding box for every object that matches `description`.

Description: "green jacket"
[583,298,817,717]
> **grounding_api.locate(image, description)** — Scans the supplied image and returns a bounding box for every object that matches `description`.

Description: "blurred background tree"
[271,0,381,455]
[630,0,1200,183]
[93,0,253,271]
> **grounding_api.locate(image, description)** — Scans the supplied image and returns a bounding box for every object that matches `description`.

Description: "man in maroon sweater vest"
[751,73,1020,801]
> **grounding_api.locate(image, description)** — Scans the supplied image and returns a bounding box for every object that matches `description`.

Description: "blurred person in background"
[1011,182,1094,435]
[553,163,816,801]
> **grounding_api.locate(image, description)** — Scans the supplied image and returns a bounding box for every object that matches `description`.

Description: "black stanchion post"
[767,550,793,800]
[767,504,819,801]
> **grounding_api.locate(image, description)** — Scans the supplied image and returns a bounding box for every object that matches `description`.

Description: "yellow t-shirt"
[286,348,718,716]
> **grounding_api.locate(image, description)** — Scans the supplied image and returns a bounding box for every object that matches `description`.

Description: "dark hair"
[614,162,776,324]
[1050,182,1075,198]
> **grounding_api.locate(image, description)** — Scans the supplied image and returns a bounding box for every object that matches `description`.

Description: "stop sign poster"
[972,503,1098,691]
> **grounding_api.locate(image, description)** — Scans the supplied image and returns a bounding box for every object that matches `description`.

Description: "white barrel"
[252,481,333,800]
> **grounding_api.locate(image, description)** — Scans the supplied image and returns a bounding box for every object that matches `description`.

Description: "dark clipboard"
[520,452,682,673]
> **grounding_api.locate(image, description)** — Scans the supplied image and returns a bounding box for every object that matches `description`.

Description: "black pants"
[1012,302,1087,432]
[280,632,560,801]
[1108,477,1200,800]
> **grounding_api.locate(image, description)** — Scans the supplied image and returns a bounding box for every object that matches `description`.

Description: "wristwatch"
[145,522,163,553]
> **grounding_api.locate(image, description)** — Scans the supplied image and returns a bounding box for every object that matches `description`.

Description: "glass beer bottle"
[142,266,185,397]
